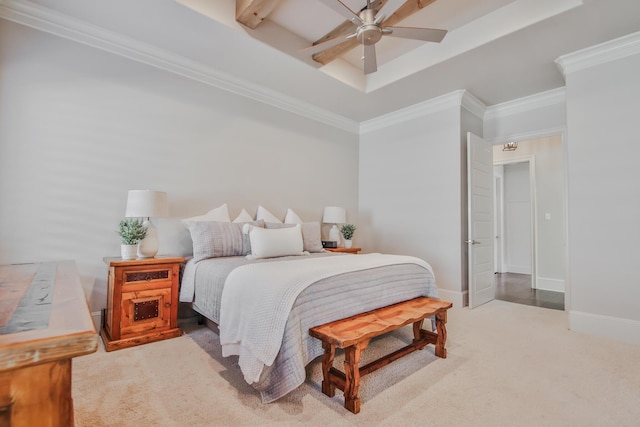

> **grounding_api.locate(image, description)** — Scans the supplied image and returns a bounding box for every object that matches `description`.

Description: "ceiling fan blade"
[363,44,377,74]
[317,0,363,25]
[375,0,405,22]
[302,33,356,56]
[384,26,448,43]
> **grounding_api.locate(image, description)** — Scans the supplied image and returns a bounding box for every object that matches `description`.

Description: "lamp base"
[329,224,341,246]
[137,219,159,258]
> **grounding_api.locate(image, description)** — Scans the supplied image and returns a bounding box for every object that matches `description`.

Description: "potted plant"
[118,218,147,260]
[340,224,357,249]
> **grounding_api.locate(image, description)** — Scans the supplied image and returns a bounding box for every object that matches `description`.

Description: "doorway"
[492,136,566,310]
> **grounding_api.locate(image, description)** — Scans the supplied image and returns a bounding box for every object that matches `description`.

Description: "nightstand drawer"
[120,265,174,286]
[124,269,170,283]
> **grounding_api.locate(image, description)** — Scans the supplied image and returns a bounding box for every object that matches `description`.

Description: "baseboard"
[437,288,467,308]
[569,310,640,345]
[536,277,565,292]
[504,265,531,274]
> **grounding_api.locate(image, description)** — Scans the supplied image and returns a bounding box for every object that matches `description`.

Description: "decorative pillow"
[265,222,323,253]
[256,205,282,224]
[243,223,304,259]
[233,209,254,223]
[186,220,264,262]
[284,208,303,225]
[182,203,231,223]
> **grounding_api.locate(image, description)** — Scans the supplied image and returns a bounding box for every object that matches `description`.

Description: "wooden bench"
[309,296,452,414]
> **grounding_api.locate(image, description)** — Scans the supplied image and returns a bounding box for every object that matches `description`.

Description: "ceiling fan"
[304,0,448,74]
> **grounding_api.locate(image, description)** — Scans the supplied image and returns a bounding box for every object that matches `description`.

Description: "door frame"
[493,167,504,273]
[493,155,537,289]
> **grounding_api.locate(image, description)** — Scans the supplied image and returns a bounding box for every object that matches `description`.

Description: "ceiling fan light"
[357,25,382,45]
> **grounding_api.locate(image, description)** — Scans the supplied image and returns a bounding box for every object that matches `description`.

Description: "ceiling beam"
[236,0,281,29]
[312,0,437,66]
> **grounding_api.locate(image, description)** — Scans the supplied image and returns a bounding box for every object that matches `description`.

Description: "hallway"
[495,273,564,311]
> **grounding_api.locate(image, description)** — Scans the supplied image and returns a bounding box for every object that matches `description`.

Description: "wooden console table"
[0,261,98,426]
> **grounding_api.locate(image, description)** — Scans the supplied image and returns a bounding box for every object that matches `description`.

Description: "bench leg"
[320,341,336,397]
[434,311,448,358]
[344,339,369,414]
[412,319,424,345]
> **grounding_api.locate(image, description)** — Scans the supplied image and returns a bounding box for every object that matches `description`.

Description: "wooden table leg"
[343,339,369,414]
[320,341,336,397]
[434,310,448,358]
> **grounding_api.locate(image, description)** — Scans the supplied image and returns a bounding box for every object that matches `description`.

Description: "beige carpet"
[73,300,640,426]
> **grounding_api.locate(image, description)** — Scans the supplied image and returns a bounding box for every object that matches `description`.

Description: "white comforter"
[219,253,434,384]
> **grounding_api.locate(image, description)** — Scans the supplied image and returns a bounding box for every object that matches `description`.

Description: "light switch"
[544,213,551,220]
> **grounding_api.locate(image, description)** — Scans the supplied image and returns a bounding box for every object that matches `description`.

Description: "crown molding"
[555,30,640,77]
[485,87,566,122]
[360,90,487,134]
[461,91,487,121]
[0,0,360,134]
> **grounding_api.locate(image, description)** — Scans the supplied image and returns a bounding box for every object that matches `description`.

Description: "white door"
[467,132,495,308]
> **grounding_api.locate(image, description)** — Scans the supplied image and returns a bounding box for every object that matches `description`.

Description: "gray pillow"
[265,221,323,253]
[186,220,265,262]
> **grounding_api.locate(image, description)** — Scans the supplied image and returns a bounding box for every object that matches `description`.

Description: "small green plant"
[340,223,357,240]
[118,218,147,245]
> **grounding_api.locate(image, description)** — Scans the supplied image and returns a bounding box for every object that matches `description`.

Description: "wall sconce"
[503,141,518,151]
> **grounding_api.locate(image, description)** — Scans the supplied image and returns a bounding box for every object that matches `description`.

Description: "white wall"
[359,102,466,305]
[563,47,640,343]
[0,21,359,317]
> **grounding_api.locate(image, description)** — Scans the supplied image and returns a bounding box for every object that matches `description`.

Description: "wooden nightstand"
[325,247,362,254]
[101,256,184,351]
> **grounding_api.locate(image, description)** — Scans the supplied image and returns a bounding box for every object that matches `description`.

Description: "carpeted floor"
[73,300,640,426]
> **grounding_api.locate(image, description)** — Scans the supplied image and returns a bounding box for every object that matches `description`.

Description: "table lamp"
[323,206,346,245]
[125,190,168,258]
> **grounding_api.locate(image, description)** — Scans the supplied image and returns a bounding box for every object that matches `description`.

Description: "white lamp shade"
[125,190,168,218]
[322,206,346,224]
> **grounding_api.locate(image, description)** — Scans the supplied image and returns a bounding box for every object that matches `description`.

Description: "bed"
[173,211,439,403]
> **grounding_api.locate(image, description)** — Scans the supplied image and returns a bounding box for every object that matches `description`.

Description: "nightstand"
[101,256,184,351]
[325,247,362,254]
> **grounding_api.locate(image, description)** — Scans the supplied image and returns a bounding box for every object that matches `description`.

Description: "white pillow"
[243,223,305,259]
[265,222,323,253]
[233,209,254,223]
[256,205,282,224]
[284,208,303,224]
[182,203,231,223]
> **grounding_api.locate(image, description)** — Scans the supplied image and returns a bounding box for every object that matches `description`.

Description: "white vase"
[121,244,138,260]
[344,239,353,249]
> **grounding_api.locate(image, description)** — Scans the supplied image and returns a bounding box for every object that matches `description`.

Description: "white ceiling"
[4,0,640,123]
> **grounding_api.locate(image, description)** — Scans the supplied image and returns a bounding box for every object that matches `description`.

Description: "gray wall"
[359,102,469,305]
[0,21,359,316]
[564,48,640,342]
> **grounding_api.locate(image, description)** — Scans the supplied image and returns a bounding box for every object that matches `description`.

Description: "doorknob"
[465,240,480,245]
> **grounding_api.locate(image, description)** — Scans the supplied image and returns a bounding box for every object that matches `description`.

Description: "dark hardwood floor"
[494,273,564,311]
